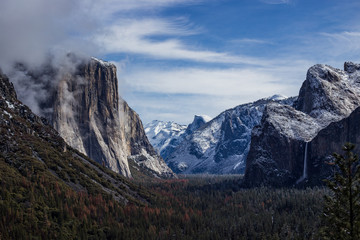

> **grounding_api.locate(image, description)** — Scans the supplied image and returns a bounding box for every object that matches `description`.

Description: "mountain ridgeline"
[147,62,360,187]
[146,96,295,175]
[9,56,174,179]
[245,62,360,186]
[145,115,211,162]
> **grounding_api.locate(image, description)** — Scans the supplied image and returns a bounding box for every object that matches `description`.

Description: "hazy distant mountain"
[145,120,187,158]
[146,95,295,175]
[145,115,211,160]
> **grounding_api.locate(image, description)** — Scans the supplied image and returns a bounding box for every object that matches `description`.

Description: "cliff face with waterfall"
[244,62,360,187]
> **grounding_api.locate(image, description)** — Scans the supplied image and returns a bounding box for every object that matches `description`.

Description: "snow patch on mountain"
[266,94,288,101]
[145,120,187,155]
[295,63,360,128]
[165,95,296,174]
[145,115,212,160]
[265,103,321,142]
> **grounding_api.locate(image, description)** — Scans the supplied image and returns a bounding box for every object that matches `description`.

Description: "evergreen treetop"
[321,143,360,240]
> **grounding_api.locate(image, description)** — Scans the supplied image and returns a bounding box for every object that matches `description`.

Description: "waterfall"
[296,142,308,184]
[303,142,308,179]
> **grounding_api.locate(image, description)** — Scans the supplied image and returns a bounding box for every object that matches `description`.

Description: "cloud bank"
[0,0,246,69]
[1,0,359,124]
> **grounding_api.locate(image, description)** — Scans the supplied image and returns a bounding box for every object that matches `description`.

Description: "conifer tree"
[321,143,360,240]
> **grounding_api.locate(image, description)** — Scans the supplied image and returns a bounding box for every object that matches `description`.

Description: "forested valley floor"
[0,168,327,239]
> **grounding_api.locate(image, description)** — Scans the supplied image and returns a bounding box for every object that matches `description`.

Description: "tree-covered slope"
[0,70,155,238]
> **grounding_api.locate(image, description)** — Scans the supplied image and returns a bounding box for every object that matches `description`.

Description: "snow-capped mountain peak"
[145,120,186,138]
[267,94,288,101]
[185,115,212,134]
[145,120,187,158]
[154,96,296,175]
[145,115,213,161]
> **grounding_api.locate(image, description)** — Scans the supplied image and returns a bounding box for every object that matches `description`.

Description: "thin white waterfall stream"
[296,142,308,184]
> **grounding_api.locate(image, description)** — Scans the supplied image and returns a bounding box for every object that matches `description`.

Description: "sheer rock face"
[50,59,131,176]
[50,58,174,178]
[306,107,360,185]
[244,103,321,187]
[10,57,174,178]
[244,62,360,187]
[185,115,211,135]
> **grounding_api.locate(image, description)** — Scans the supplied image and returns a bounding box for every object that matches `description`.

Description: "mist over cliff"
[1,53,174,178]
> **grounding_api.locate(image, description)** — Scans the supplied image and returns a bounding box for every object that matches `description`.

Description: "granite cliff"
[244,62,360,186]
[0,70,149,204]
[8,56,174,178]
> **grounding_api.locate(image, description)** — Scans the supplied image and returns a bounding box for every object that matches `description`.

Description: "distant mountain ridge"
[149,62,360,186]
[146,95,295,175]
[145,120,187,159]
[145,115,211,160]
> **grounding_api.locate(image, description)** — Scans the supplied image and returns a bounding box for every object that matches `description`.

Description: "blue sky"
[2,0,360,124]
[109,0,360,124]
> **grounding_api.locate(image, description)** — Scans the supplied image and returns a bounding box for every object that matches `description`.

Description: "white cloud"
[230,38,272,45]
[120,61,309,123]
[0,0,100,70]
[86,0,203,17]
[280,31,360,66]
[2,0,358,125]
[123,67,286,96]
[260,0,291,4]
[0,0,271,69]
[0,0,205,69]
[95,18,271,65]
[320,31,360,53]
[123,93,219,124]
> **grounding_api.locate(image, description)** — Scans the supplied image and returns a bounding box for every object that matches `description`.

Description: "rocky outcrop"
[0,71,67,165]
[8,56,174,178]
[185,115,211,135]
[244,62,360,187]
[244,103,321,187]
[0,71,50,132]
[295,64,360,125]
[0,70,17,102]
[165,96,295,174]
[121,101,174,178]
